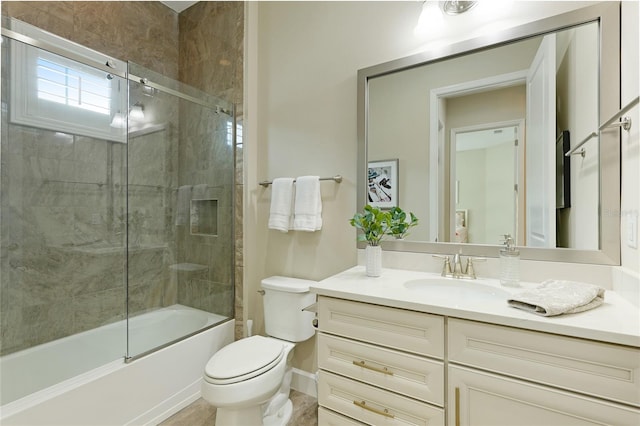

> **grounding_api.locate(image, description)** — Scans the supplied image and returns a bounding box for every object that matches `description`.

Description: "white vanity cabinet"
[316,295,640,426]
[317,296,445,425]
[448,318,640,425]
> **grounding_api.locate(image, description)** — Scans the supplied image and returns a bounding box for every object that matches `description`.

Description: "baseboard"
[290,368,318,398]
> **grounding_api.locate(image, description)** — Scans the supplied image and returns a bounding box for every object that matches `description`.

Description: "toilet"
[202,276,317,426]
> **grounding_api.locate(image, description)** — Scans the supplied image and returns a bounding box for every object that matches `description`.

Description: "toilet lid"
[204,336,284,385]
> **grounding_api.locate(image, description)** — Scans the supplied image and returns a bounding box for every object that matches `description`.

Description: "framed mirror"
[357,2,621,264]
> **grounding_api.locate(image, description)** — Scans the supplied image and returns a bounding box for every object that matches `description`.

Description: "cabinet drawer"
[318,333,444,405]
[448,318,640,406]
[449,365,640,426]
[318,407,364,425]
[318,371,444,426]
[318,296,444,358]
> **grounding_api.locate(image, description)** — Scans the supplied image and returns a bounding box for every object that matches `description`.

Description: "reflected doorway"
[450,122,524,245]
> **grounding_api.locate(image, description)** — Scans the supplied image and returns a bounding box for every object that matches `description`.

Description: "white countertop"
[311,266,640,348]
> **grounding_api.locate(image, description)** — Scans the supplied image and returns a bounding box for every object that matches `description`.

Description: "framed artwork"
[367,159,398,209]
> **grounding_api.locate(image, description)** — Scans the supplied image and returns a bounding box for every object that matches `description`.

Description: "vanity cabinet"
[449,366,640,425]
[448,318,640,425]
[317,296,445,425]
[316,296,640,426]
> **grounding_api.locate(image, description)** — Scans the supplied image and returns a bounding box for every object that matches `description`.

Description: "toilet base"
[263,399,293,426]
[214,399,292,426]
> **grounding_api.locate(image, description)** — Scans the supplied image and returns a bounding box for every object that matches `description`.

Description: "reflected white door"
[526,34,556,247]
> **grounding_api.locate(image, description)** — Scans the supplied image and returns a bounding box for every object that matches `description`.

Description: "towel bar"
[565,96,639,157]
[259,175,343,188]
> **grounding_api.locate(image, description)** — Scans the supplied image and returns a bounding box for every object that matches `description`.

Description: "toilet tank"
[261,276,317,342]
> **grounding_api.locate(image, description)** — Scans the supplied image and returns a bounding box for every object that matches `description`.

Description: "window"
[9,20,127,142]
[36,56,111,115]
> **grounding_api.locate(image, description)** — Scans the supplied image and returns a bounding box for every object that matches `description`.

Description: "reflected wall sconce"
[415,1,478,37]
[441,1,478,15]
[129,102,145,120]
[110,111,125,128]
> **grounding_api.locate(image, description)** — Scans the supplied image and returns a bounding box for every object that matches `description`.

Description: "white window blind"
[36,57,111,116]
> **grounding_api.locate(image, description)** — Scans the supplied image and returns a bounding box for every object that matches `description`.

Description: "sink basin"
[403,278,510,301]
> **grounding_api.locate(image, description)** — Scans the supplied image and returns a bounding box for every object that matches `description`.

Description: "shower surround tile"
[2,1,244,355]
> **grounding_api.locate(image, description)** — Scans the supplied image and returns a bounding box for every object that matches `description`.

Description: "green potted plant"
[349,205,390,277]
[388,206,419,240]
[350,205,419,277]
[349,205,391,247]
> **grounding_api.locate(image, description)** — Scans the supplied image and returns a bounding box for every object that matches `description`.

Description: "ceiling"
[160,1,198,13]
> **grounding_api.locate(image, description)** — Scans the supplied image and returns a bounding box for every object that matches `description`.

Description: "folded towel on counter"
[268,178,295,232]
[175,185,192,225]
[507,280,605,317]
[293,176,322,231]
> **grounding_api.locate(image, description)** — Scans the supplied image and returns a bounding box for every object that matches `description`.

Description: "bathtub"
[0,304,234,425]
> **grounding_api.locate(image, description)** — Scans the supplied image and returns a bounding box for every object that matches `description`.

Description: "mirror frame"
[357,2,621,264]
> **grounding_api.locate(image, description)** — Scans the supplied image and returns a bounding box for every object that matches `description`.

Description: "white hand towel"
[507,279,605,317]
[268,178,295,232]
[293,176,322,231]
[192,184,208,200]
[175,185,192,225]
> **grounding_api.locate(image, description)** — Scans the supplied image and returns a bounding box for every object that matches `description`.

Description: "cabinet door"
[448,366,640,426]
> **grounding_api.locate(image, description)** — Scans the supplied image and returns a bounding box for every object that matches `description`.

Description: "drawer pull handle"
[353,400,395,418]
[352,360,393,375]
[455,387,460,426]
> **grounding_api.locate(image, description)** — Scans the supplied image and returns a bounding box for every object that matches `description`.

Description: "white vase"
[365,245,382,277]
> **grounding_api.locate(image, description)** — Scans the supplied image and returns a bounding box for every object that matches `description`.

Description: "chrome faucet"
[433,252,485,279]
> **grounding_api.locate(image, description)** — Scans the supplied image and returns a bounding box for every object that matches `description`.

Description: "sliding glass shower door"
[1,16,236,403]
[125,63,235,359]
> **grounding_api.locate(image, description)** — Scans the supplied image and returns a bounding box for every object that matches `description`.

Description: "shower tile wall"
[1,2,245,355]
[179,1,245,339]
[1,2,180,355]
[0,119,128,354]
[1,1,179,79]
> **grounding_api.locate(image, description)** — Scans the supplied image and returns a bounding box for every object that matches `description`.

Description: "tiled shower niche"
[191,198,219,236]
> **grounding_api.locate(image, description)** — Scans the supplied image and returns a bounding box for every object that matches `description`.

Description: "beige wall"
[246,0,637,375]
[620,1,639,275]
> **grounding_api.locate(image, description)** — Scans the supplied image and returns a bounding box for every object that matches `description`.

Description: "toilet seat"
[204,336,284,385]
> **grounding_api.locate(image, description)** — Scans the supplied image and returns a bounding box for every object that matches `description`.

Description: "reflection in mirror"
[367,21,598,249]
[454,124,519,245]
[359,2,621,264]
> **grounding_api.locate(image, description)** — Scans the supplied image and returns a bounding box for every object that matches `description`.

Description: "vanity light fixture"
[441,1,478,15]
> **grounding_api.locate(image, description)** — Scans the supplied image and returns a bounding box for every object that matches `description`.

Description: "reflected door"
[525,34,556,247]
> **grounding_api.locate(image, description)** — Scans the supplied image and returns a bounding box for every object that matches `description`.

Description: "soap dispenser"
[499,234,520,287]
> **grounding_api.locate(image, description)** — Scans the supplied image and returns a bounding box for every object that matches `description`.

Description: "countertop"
[310,266,640,348]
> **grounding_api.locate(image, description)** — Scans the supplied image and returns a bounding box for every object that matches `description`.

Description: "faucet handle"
[465,257,486,279]
[432,254,452,276]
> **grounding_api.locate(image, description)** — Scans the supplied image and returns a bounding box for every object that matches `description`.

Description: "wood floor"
[159,390,318,426]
